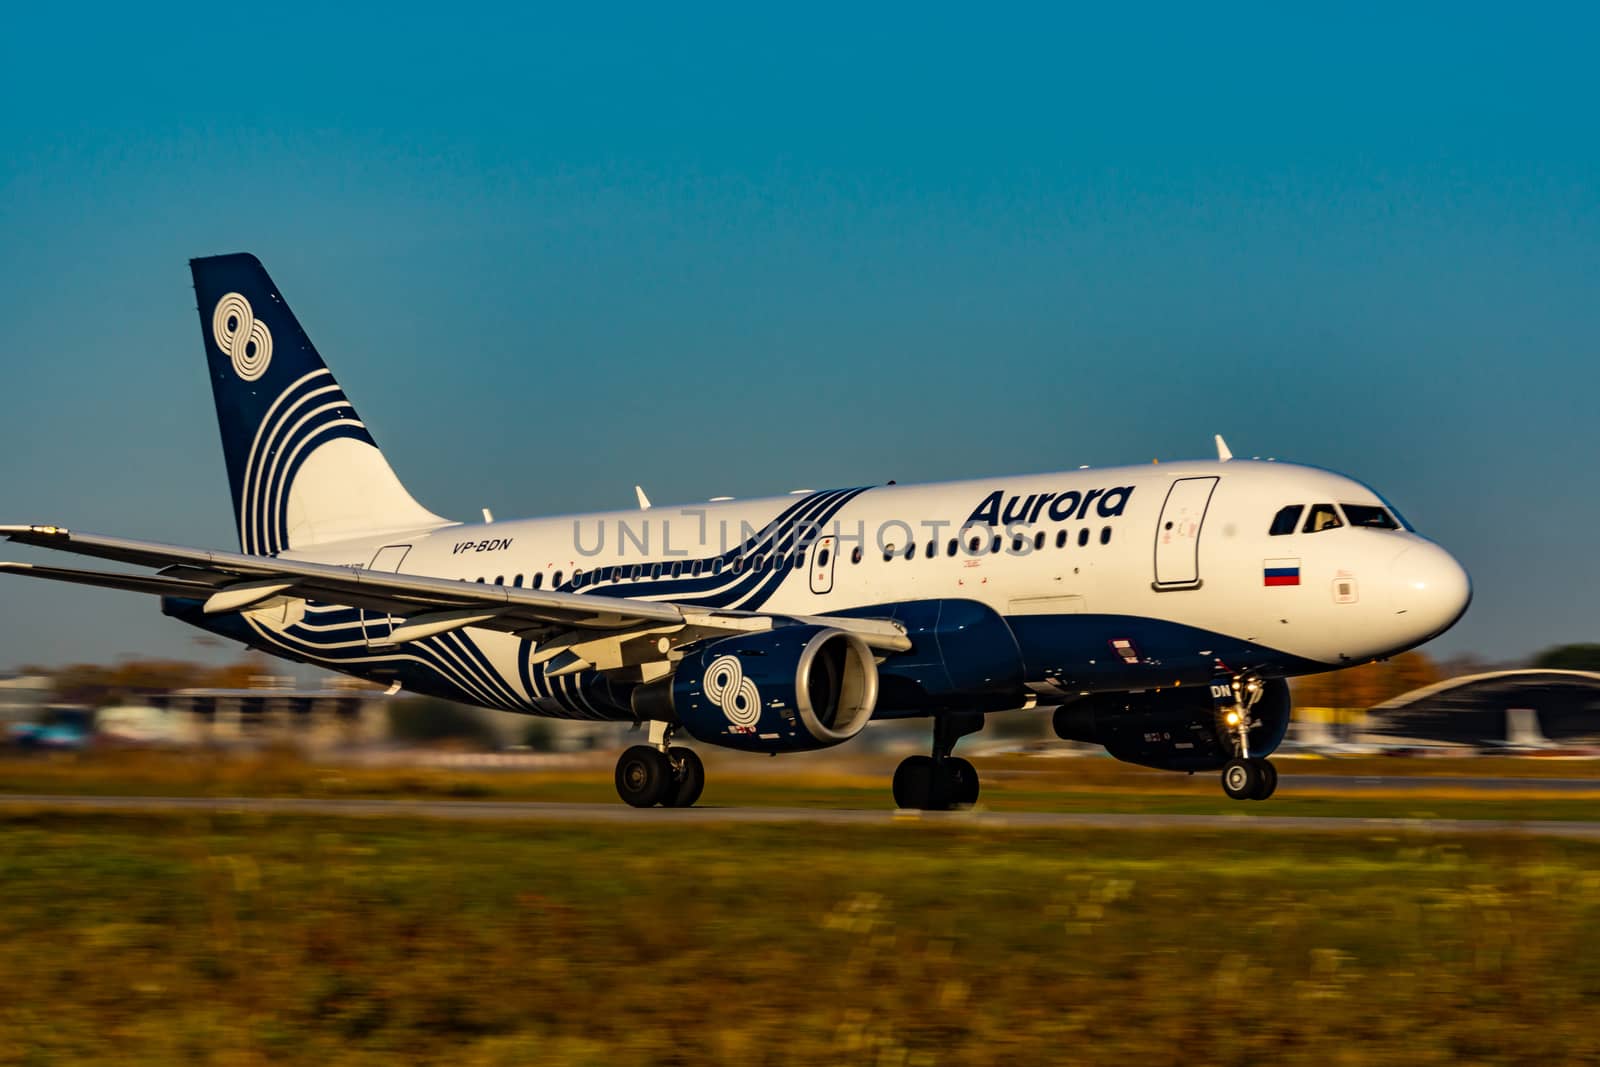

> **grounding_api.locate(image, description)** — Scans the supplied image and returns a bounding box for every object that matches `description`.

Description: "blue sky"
[0,3,1595,668]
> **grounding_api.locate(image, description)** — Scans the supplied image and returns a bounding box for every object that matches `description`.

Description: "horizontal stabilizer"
[0,562,215,599]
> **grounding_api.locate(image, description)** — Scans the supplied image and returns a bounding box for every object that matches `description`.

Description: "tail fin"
[190,253,447,555]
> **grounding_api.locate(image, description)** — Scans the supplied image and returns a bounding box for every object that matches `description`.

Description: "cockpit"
[1268,502,1405,536]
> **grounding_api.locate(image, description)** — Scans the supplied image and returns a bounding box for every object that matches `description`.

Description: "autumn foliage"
[17,657,274,707]
[1290,650,1441,711]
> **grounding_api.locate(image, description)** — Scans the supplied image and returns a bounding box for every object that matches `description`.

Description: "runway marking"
[2,794,1600,839]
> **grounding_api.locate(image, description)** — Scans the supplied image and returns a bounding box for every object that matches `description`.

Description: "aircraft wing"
[0,525,912,654]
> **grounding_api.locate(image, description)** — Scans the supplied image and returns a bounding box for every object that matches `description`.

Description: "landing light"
[1224,710,1241,726]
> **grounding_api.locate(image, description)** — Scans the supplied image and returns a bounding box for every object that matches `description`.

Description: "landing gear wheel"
[1221,758,1262,802]
[947,757,980,806]
[615,745,672,808]
[664,747,705,808]
[893,755,935,810]
[1252,759,1278,801]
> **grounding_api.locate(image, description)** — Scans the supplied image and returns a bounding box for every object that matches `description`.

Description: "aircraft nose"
[1389,542,1472,639]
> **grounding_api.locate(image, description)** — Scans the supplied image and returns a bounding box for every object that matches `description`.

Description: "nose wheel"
[1215,674,1279,802]
[1221,757,1278,801]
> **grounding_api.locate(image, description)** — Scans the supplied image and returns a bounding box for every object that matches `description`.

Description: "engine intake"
[645,626,879,753]
[1052,679,1291,771]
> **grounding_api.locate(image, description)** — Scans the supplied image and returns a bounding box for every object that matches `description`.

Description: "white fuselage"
[256,459,1469,720]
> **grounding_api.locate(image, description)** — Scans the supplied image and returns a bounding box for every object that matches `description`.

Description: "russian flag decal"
[1264,559,1301,586]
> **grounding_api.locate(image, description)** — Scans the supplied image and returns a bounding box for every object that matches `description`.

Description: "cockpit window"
[1341,504,1399,529]
[1269,505,1304,536]
[1303,503,1343,533]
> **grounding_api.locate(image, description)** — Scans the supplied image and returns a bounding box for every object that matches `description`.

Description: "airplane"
[0,254,1472,808]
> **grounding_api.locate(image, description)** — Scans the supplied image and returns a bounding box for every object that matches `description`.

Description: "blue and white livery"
[1,254,1471,808]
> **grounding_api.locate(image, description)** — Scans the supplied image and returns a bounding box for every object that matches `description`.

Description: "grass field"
[4,749,1600,823]
[1,811,1598,1065]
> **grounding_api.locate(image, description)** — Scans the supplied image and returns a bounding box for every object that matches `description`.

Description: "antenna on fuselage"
[635,486,652,510]
[1214,434,1234,462]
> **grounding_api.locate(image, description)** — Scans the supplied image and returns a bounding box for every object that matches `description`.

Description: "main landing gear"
[614,723,705,808]
[1215,675,1277,801]
[892,712,985,811]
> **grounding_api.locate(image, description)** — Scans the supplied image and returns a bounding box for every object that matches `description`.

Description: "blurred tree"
[37,656,276,706]
[196,656,275,689]
[521,719,556,751]
[1290,651,1440,711]
[386,698,499,747]
[1530,644,1600,672]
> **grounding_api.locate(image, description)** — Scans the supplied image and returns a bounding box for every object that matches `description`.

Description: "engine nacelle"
[650,626,879,753]
[1051,679,1291,772]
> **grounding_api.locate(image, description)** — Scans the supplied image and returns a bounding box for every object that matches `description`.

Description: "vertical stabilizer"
[189,254,447,554]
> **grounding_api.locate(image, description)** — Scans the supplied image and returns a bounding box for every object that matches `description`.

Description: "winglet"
[1214,434,1233,462]
[635,486,652,510]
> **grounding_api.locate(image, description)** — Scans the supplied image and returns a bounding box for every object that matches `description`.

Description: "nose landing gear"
[1215,676,1278,801]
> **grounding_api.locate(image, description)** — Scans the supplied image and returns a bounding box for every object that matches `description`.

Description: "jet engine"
[1051,679,1291,772]
[633,626,879,753]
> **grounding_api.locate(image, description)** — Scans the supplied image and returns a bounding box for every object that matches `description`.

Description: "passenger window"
[630,565,642,581]
[904,542,916,561]
[1100,526,1111,545]
[1056,530,1067,549]
[513,574,523,587]
[947,538,958,557]
[1034,531,1046,551]
[573,569,584,586]
[1303,504,1343,534]
[1341,504,1399,530]
[475,577,485,584]
[670,561,683,578]
[991,534,1002,554]
[818,548,831,567]
[1078,529,1089,547]
[493,575,503,585]
[1269,505,1304,536]
[532,573,544,590]
[711,559,723,575]
[691,560,702,577]
[793,554,805,571]
[851,546,863,564]
[553,570,564,586]
[732,558,745,575]
[1012,535,1024,553]
[925,541,937,559]
[969,535,983,554]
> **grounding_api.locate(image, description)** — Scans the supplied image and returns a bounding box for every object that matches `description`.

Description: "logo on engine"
[213,292,273,381]
[703,655,761,730]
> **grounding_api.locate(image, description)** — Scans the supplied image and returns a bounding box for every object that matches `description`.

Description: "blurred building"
[147,685,386,750]
[0,674,49,724]
[1363,670,1600,748]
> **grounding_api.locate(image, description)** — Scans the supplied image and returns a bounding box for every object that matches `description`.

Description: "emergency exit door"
[361,544,411,646]
[809,535,837,594]
[1153,477,1218,588]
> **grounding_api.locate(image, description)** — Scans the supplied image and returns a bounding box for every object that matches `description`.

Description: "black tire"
[948,757,980,806]
[892,755,935,810]
[1220,758,1261,801]
[615,745,672,808]
[1252,759,1278,801]
[664,747,705,808]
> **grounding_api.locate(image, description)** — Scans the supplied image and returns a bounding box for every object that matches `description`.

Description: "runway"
[4,793,1600,839]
